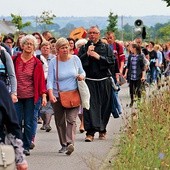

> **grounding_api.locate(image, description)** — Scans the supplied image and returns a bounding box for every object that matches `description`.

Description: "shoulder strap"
[56,57,60,91]
[36,54,41,60]
[0,50,7,73]
[36,55,44,64]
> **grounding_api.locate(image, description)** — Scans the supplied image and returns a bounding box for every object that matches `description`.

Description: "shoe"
[79,128,85,133]
[46,125,52,132]
[40,125,46,130]
[58,146,67,153]
[85,135,94,142]
[30,142,35,150]
[99,132,106,140]
[23,149,30,156]
[129,102,133,108]
[38,117,43,124]
[65,144,74,155]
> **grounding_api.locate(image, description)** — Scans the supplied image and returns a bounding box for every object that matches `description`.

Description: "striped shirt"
[17,57,35,98]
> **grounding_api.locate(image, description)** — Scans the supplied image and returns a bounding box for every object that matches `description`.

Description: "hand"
[123,74,127,79]
[87,44,95,56]
[49,95,57,103]
[16,162,28,170]
[89,51,100,60]
[77,74,85,81]
[141,77,145,82]
[42,95,47,106]
[11,94,18,103]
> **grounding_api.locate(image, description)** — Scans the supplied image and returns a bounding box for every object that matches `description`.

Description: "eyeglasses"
[35,36,40,39]
[88,32,99,35]
[24,42,34,46]
[6,41,13,44]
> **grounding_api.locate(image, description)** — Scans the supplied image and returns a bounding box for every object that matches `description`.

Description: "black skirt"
[83,78,112,132]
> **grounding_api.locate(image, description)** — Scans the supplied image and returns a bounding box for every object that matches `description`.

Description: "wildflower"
[158,153,165,160]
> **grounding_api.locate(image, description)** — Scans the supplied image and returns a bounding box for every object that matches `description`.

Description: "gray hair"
[56,37,69,50]
[75,38,88,48]
[20,34,38,49]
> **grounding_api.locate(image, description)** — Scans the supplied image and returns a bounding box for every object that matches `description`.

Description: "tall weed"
[112,79,170,170]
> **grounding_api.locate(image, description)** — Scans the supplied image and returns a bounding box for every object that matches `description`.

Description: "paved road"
[27,84,130,170]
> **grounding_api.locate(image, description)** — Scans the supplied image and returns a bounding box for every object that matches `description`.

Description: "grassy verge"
[110,79,170,169]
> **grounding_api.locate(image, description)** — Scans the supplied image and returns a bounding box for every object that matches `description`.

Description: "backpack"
[0,50,9,84]
[36,55,44,64]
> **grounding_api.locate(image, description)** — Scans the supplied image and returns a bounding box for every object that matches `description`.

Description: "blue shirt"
[47,55,86,97]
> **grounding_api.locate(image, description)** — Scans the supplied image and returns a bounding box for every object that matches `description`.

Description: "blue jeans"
[112,88,122,118]
[32,97,42,140]
[150,67,157,83]
[15,97,34,150]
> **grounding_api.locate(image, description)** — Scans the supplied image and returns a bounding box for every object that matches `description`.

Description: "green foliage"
[11,13,31,31]
[106,12,118,32]
[38,11,56,25]
[112,79,170,169]
[35,11,56,31]
[122,23,134,41]
[157,24,170,42]
[162,0,170,6]
[147,22,170,43]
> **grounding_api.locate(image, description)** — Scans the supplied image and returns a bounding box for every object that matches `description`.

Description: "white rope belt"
[86,77,109,81]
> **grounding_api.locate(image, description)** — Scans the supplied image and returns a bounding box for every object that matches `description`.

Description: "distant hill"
[0,15,170,30]
[53,15,170,29]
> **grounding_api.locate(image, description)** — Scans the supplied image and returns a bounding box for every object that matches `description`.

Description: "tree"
[123,23,134,41]
[38,11,56,25]
[146,21,170,43]
[162,0,170,7]
[11,13,31,31]
[36,11,56,31]
[157,23,170,42]
[106,12,118,32]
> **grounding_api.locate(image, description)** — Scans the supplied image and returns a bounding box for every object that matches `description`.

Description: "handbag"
[119,75,126,86]
[73,59,90,110]
[56,57,81,108]
[0,145,15,170]
[59,90,81,108]
[77,80,90,110]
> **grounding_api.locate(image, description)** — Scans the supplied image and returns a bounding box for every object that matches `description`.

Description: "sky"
[0,0,170,17]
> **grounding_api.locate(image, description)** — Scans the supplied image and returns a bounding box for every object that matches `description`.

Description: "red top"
[17,57,34,98]
[113,42,125,70]
[13,53,47,103]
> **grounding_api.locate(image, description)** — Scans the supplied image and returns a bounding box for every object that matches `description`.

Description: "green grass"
[111,79,170,170]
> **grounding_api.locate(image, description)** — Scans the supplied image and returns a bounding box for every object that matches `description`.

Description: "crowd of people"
[0,27,170,169]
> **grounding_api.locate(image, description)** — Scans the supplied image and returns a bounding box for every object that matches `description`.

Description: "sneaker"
[23,149,30,156]
[99,132,106,140]
[85,135,94,142]
[30,142,35,150]
[40,125,46,130]
[79,128,85,133]
[58,146,67,153]
[37,117,43,124]
[65,144,74,155]
[46,125,52,132]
